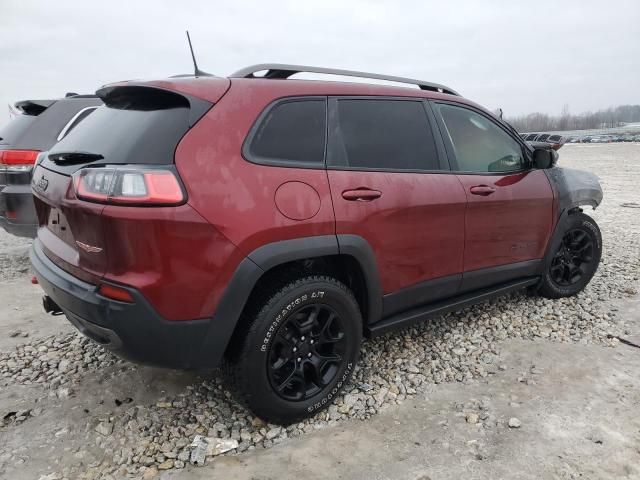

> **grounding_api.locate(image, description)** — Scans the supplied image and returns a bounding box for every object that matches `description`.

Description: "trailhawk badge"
[75,241,103,253]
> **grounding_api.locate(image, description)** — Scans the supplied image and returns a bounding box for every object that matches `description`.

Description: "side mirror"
[533,148,558,169]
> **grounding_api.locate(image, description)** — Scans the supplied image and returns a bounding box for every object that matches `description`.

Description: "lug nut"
[310,340,314,344]
[293,347,297,352]
[297,357,302,362]
[301,336,305,341]
[307,353,312,358]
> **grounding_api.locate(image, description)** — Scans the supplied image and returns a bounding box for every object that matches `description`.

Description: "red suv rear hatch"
[31,79,229,284]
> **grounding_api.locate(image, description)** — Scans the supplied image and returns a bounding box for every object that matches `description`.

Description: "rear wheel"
[229,275,362,424]
[538,212,602,299]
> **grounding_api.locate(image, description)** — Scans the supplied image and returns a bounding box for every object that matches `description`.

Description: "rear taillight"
[0,150,40,171]
[72,167,185,206]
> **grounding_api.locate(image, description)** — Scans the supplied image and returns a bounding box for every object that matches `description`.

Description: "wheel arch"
[194,235,382,368]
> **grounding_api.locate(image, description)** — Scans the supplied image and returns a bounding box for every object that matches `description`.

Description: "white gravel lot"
[0,143,638,480]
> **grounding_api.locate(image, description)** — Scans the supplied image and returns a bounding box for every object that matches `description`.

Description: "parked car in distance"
[0,94,102,237]
[30,64,603,424]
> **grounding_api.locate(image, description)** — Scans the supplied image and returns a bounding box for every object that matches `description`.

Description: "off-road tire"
[538,212,602,299]
[229,275,362,425]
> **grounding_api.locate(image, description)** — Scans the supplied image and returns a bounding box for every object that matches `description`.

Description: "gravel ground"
[0,230,30,281]
[0,143,639,479]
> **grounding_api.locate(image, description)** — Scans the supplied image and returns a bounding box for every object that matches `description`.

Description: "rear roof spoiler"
[96,84,212,127]
[14,99,56,116]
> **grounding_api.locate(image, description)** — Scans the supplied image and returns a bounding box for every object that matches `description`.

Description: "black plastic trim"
[196,234,382,366]
[30,239,211,369]
[382,273,461,318]
[194,255,265,367]
[336,234,383,324]
[248,235,339,270]
[368,277,539,337]
[460,259,542,293]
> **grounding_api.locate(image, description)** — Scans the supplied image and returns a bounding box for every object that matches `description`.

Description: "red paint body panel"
[327,170,467,293]
[32,165,106,284]
[100,204,244,320]
[456,170,554,271]
[174,82,338,258]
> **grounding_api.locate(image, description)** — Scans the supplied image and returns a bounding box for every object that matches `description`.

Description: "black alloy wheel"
[267,304,347,401]
[228,275,362,424]
[549,227,595,286]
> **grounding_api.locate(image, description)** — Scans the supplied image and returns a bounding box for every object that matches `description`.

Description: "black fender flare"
[193,234,382,368]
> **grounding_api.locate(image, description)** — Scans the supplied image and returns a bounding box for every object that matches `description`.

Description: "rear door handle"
[469,185,496,196]
[341,188,382,201]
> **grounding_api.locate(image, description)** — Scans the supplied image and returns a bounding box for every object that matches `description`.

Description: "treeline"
[507,104,640,132]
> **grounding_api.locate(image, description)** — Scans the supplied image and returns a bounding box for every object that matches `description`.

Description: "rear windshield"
[0,114,37,146]
[44,88,199,175]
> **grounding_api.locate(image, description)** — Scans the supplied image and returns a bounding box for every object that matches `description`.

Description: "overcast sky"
[1,0,639,127]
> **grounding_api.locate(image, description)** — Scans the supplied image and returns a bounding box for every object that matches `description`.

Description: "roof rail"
[230,64,459,96]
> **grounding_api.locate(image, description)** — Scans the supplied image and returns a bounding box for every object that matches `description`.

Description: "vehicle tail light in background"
[98,284,134,303]
[72,167,185,206]
[0,149,40,171]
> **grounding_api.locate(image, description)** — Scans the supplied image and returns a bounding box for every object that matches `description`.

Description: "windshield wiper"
[49,151,104,165]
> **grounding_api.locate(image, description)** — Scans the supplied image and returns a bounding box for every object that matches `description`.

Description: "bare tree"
[508,104,640,132]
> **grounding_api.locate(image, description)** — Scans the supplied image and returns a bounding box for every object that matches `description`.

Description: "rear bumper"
[0,182,37,238]
[30,238,213,369]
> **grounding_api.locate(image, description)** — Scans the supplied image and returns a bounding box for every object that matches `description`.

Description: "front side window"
[247,99,326,165]
[437,104,525,173]
[330,99,440,171]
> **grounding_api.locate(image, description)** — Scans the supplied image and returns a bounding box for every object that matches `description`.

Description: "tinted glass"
[438,104,525,173]
[249,100,326,164]
[58,107,98,140]
[46,90,193,175]
[332,100,439,170]
[525,134,538,141]
[0,115,36,146]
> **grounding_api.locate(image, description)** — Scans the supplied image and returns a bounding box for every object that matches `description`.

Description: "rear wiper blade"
[49,151,104,165]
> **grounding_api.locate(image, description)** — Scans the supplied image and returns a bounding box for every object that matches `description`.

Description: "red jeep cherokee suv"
[30,64,603,424]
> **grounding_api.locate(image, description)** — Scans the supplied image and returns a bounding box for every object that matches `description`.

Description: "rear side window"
[246,99,326,166]
[329,99,439,171]
[437,103,525,173]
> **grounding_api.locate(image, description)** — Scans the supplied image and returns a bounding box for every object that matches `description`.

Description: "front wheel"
[538,212,602,299]
[229,275,362,425]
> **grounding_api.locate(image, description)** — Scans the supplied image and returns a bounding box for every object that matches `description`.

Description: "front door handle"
[469,185,496,196]
[342,188,382,201]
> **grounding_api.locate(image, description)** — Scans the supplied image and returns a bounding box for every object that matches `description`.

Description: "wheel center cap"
[297,341,311,356]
